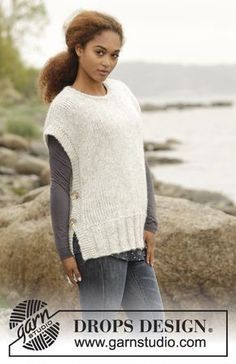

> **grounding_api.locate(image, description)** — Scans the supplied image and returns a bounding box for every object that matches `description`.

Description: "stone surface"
[0,133,29,150]
[154,195,236,312]
[14,154,48,175]
[154,179,236,217]
[0,187,235,314]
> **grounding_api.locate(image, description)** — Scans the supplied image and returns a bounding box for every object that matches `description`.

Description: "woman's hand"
[144,230,155,267]
[61,256,82,286]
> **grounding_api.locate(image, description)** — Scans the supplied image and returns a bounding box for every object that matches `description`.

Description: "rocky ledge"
[0,186,235,316]
[0,132,235,317]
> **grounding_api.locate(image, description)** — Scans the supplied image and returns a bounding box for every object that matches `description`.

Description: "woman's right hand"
[61,256,82,286]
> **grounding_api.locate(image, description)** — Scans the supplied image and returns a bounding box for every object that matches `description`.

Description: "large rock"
[154,179,236,217]
[0,186,77,311]
[21,185,49,203]
[40,165,50,185]
[0,174,40,195]
[0,188,235,314]
[0,147,48,176]
[145,152,183,165]
[154,195,236,311]
[14,154,48,175]
[0,133,29,150]
[29,140,49,159]
[0,147,18,168]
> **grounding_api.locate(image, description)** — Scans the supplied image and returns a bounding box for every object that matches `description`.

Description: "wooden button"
[69,218,77,226]
[71,191,79,199]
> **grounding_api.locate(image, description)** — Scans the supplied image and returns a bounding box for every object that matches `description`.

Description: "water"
[142,96,236,204]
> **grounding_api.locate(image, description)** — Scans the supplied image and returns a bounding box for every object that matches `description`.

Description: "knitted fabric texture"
[43,78,148,261]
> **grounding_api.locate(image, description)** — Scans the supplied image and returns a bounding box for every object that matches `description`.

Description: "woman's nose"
[101,56,112,69]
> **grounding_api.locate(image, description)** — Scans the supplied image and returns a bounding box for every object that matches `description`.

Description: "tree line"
[0,0,48,98]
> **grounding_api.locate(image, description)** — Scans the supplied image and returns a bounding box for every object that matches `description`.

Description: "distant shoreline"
[140,100,233,111]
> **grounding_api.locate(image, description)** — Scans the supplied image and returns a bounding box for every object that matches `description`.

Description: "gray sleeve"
[144,159,158,233]
[48,135,73,260]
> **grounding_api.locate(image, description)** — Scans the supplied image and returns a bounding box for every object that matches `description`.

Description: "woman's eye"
[96,51,119,59]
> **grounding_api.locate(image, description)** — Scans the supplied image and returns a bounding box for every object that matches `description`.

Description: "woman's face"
[75,30,121,82]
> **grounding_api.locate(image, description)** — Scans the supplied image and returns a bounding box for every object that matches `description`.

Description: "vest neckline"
[65,78,112,99]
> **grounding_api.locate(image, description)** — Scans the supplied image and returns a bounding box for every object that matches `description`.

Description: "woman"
[38,9,164,322]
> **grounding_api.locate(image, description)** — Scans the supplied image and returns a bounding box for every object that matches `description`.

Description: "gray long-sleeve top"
[48,135,158,261]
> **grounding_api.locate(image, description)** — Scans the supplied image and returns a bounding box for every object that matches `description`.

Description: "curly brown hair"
[37,10,124,104]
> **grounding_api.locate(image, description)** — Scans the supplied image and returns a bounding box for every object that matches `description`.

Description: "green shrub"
[5,116,40,140]
[0,295,8,309]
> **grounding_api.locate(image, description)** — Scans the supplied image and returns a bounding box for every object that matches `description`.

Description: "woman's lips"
[98,70,109,76]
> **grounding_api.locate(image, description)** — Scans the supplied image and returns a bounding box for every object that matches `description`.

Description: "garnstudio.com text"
[74,335,207,350]
[74,318,209,334]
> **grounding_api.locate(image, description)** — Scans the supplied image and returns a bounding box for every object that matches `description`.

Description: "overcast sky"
[18,0,236,68]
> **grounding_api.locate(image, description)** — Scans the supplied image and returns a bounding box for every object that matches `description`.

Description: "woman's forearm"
[48,135,73,260]
[144,159,158,233]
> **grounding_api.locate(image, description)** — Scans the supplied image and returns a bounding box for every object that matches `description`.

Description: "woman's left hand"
[143,230,155,267]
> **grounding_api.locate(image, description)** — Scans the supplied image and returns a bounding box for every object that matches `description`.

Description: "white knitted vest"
[43,78,147,261]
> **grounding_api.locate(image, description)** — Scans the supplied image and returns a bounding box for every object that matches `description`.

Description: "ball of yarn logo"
[9,299,60,351]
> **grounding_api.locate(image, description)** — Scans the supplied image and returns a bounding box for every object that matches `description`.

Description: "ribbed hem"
[70,212,147,261]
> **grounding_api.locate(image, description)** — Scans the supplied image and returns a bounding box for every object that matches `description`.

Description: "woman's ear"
[75,44,83,57]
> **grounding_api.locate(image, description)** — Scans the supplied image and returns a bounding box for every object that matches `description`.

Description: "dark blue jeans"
[73,237,165,323]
